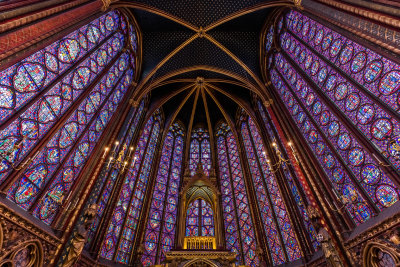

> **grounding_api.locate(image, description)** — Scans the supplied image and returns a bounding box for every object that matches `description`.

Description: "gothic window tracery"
[257,101,319,250]
[216,122,259,266]
[0,10,139,225]
[189,127,211,176]
[240,114,301,265]
[100,111,162,264]
[185,199,215,237]
[141,122,184,266]
[266,10,400,225]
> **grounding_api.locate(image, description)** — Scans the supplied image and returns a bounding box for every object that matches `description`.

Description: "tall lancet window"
[266,10,400,225]
[100,111,162,264]
[2,11,138,225]
[142,122,184,266]
[216,122,259,266]
[86,100,145,246]
[185,199,215,237]
[189,127,211,176]
[257,102,319,250]
[241,115,301,265]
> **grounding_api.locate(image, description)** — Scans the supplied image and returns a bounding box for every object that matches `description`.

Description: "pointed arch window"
[142,122,185,266]
[1,11,139,225]
[257,102,319,250]
[189,127,211,176]
[86,100,145,246]
[216,122,259,266]
[185,199,215,237]
[266,10,400,225]
[100,111,162,264]
[240,115,301,265]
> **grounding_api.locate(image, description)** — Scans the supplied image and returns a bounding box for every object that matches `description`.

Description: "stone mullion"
[286,27,400,179]
[51,73,130,227]
[268,84,354,266]
[261,104,318,252]
[89,105,146,257]
[255,105,314,258]
[267,78,356,232]
[212,133,225,249]
[0,29,118,132]
[154,133,176,264]
[174,127,188,250]
[52,80,134,266]
[27,57,127,213]
[276,61,381,215]
[246,120,289,262]
[258,101,317,252]
[130,126,165,265]
[112,120,156,262]
[93,106,140,207]
[223,135,246,263]
[235,126,272,266]
[0,48,124,196]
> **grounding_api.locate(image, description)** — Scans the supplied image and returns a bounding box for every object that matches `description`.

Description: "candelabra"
[102,140,136,173]
[0,136,39,171]
[264,142,292,173]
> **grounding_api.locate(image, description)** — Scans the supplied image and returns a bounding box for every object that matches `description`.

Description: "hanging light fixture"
[102,141,135,172]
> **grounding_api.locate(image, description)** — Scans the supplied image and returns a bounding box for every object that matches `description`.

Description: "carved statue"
[317,228,344,267]
[61,203,98,267]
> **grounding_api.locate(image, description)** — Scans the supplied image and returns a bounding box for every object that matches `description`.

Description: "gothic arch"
[0,240,44,267]
[362,241,400,267]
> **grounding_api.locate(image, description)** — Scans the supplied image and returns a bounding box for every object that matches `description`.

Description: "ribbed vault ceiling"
[113,0,294,132]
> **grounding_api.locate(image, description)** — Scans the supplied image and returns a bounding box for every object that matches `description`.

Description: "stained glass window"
[189,127,211,176]
[86,100,145,246]
[185,198,215,237]
[266,10,400,225]
[100,111,162,264]
[0,13,126,185]
[257,102,319,250]
[241,114,301,265]
[142,122,184,266]
[0,11,139,226]
[216,122,259,266]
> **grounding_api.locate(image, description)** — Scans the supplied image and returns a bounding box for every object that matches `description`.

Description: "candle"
[102,147,109,159]
[107,157,113,168]
[112,141,119,152]
[128,146,134,158]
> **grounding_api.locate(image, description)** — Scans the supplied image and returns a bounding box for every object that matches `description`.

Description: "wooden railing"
[184,236,216,250]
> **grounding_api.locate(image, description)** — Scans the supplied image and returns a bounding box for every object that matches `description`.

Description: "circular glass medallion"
[335,83,348,101]
[361,164,381,184]
[351,52,367,73]
[330,39,343,57]
[332,168,345,183]
[379,70,400,95]
[348,147,365,166]
[318,67,327,82]
[339,45,353,64]
[337,132,351,150]
[326,75,336,91]
[345,93,360,111]
[371,118,392,140]
[328,121,340,136]
[322,34,333,50]
[357,104,375,124]
[364,60,383,83]
[376,185,398,207]
[323,153,335,169]
[320,111,330,126]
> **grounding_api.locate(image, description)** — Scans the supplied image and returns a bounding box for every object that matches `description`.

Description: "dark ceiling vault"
[114,1,294,132]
